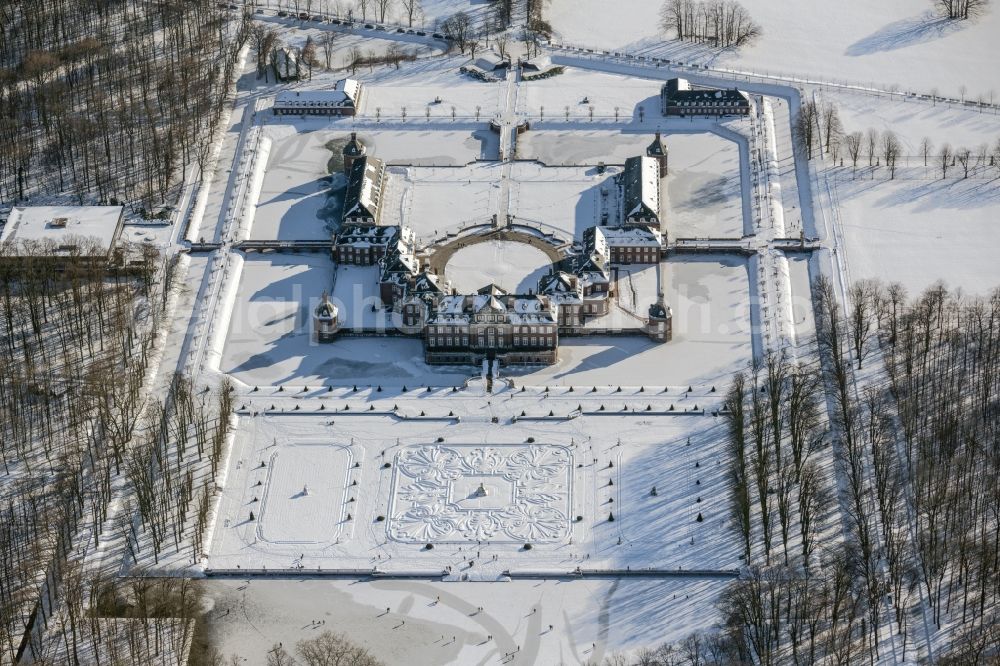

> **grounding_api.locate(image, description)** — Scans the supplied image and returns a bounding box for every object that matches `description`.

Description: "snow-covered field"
[444,240,553,293]
[828,89,1000,154]
[517,125,746,238]
[360,58,505,118]
[832,175,1000,295]
[518,129,663,165]
[546,0,1000,96]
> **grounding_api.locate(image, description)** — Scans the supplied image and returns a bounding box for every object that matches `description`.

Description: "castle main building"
[315,134,673,366]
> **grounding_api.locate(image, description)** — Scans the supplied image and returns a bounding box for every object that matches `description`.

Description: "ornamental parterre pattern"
[387,444,572,544]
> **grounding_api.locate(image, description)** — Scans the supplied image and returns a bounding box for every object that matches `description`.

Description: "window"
[514,336,521,346]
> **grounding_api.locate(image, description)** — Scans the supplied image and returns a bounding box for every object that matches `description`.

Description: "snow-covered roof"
[595,226,663,248]
[274,79,362,110]
[474,51,509,71]
[539,271,578,296]
[335,223,397,248]
[411,271,448,295]
[0,205,125,256]
[621,156,660,221]
[520,54,552,71]
[426,291,556,326]
[379,246,419,281]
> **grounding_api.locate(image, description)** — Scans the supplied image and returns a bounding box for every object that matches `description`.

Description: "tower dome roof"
[343,132,366,157]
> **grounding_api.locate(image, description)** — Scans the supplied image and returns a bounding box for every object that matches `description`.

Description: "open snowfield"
[508,162,619,239]
[204,575,732,665]
[445,240,553,293]
[832,175,1000,295]
[546,0,1000,96]
[511,257,754,386]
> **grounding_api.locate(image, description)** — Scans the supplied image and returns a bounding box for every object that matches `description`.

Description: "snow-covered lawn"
[832,175,1000,295]
[518,129,662,165]
[444,240,553,293]
[546,0,1000,96]
[263,124,495,166]
[511,257,754,386]
[515,128,745,238]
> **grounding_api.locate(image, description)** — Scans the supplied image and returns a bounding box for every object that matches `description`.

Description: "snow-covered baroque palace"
[314,132,674,366]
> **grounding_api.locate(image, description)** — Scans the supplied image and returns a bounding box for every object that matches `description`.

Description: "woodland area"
[620,281,1000,665]
[659,0,761,49]
[0,0,249,207]
[0,241,235,662]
